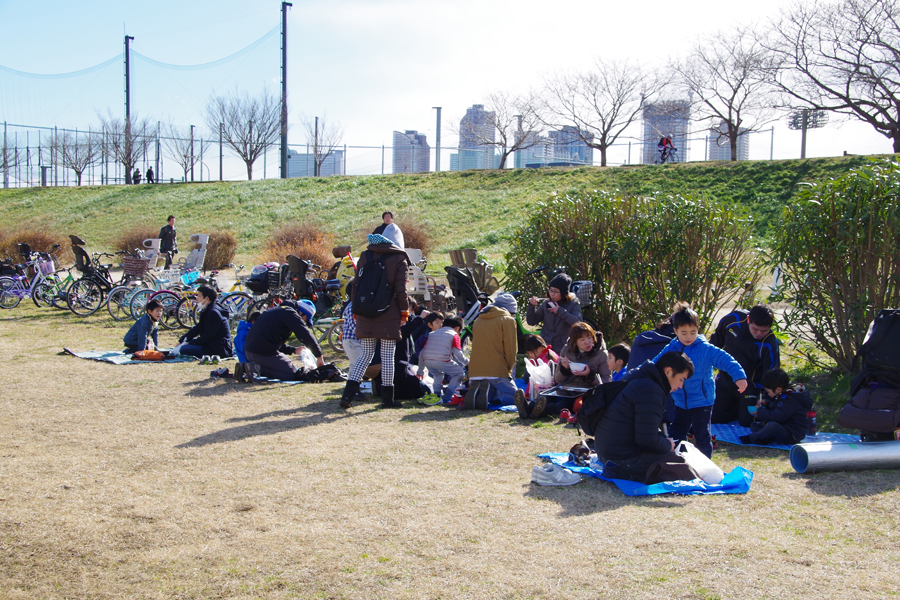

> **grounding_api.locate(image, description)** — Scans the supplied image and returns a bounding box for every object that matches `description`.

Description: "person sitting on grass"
[243,299,325,381]
[523,334,559,364]
[608,343,631,382]
[739,368,814,446]
[124,299,162,353]
[233,311,260,363]
[465,293,519,410]
[596,351,694,483]
[420,314,468,404]
[412,311,444,376]
[175,286,233,359]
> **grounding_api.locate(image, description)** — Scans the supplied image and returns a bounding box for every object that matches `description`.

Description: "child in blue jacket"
[233,311,260,363]
[652,302,747,458]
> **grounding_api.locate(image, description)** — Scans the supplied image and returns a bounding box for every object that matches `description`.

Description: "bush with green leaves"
[504,190,760,342]
[770,159,900,372]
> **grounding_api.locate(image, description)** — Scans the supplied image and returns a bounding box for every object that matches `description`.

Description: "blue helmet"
[297,299,316,322]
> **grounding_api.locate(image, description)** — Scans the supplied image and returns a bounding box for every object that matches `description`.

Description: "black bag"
[353,251,394,318]
[849,309,900,395]
[299,363,347,383]
[644,452,702,485]
[575,380,629,437]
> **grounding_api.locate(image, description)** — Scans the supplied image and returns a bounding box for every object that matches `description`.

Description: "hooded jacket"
[596,361,673,462]
[652,334,746,410]
[469,306,518,378]
[353,243,410,341]
[757,384,814,442]
[233,320,252,363]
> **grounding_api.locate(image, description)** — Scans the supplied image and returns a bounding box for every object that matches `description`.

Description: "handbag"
[133,349,165,361]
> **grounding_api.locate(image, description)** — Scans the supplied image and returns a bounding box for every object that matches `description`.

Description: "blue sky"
[0,0,891,179]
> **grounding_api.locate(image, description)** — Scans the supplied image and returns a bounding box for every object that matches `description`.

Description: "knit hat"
[367,233,395,246]
[492,293,518,315]
[297,299,316,322]
[549,273,572,296]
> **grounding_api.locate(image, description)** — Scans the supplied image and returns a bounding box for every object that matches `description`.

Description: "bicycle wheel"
[0,277,23,309]
[68,278,103,316]
[152,291,182,330]
[460,329,473,362]
[175,296,198,328]
[32,278,58,308]
[129,288,155,320]
[326,318,345,353]
[107,285,139,321]
[219,292,252,332]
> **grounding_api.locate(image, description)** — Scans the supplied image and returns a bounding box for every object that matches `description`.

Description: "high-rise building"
[513,126,595,168]
[642,100,691,164]
[454,104,498,171]
[707,122,750,161]
[286,148,345,177]
[392,130,430,173]
[548,126,594,165]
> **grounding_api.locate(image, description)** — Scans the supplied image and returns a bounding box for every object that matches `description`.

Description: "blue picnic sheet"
[711,422,860,450]
[64,348,197,365]
[538,452,753,496]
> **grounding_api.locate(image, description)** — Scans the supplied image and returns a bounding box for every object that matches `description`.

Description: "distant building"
[514,131,553,169]
[454,104,498,171]
[548,126,594,165]
[514,126,594,168]
[707,122,750,161]
[392,130,430,173]
[287,148,345,177]
[642,100,691,164]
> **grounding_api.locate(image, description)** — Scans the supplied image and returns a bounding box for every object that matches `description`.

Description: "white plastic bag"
[676,441,725,484]
[526,358,555,399]
[298,347,318,371]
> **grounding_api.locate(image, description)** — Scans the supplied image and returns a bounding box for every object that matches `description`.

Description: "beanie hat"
[297,299,316,322]
[492,293,518,315]
[549,273,572,297]
[367,233,395,246]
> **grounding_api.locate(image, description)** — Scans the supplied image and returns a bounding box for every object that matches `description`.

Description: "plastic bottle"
[807,409,818,436]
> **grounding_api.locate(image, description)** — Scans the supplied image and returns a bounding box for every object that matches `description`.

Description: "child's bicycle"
[32,264,78,309]
[0,244,62,309]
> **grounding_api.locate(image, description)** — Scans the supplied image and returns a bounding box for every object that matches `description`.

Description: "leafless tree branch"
[204,89,281,180]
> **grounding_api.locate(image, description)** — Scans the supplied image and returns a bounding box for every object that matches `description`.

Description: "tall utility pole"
[280,2,292,179]
[190,125,195,182]
[432,107,441,172]
[124,35,134,184]
[219,122,223,181]
[314,116,319,177]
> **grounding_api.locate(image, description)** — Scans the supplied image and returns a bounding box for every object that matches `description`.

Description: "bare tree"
[300,114,344,176]
[49,129,101,186]
[98,111,154,184]
[543,59,668,167]
[451,91,545,170]
[1,137,25,188]
[161,124,204,182]
[769,0,900,153]
[204,89,280,180]
[673,26,779,161]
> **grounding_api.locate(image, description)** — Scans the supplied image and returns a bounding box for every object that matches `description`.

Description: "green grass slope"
[0,155,881,261]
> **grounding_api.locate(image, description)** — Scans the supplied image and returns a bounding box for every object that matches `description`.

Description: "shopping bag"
[675,441,725,484]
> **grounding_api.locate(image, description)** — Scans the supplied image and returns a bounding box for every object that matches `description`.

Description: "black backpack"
[576,380,629,437]
[353,251,394,318]
[849,309,900,396]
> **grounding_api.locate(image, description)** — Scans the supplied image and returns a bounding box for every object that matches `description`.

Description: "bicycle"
[0,244,62,310]
[67,248,151,316]
[655,146,678,164]
[32,265,78,309]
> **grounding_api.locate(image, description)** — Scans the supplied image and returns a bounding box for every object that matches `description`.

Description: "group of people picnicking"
[122,210,812,484]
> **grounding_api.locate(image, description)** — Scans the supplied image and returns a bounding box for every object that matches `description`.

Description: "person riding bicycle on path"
[658,135,677,161]
[526,273,583,356]
[159,215,177,269]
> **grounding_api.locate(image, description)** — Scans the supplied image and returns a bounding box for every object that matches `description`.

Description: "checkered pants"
[348,338,396,387]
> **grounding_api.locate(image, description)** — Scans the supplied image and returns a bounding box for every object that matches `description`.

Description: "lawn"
[1,303,898,599]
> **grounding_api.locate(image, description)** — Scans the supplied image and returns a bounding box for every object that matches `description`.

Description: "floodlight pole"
[433,107,441,171]
[125,35,134,184]
[281,2,292,179]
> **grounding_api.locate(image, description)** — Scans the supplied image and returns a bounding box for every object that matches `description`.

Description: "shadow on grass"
[781,469,900,497]
[523,478,691,515]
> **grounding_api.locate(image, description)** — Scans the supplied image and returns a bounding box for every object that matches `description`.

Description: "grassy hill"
[0,155,882,265]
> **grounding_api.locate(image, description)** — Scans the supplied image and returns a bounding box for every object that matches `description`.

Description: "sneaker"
[462,381,481,410]
[210,367,231,378]
[447,394,464,406]
[475,382,490,411]
[559,409,572,422]
[514,389,529,419]
[531,463,581,486]
[567,412,578,425]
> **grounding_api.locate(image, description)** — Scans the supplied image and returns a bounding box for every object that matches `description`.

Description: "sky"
[0,0,893,181]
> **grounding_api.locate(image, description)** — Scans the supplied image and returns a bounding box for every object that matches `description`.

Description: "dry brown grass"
[0,225,73,264]
[1,305,899,599]
[112,224,161,255]
[260,222,335,271]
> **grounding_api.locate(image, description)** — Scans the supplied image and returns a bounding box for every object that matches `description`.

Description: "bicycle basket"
[122,256,152,277]
[571,280,594,308]
[39,259,56,276]
[266,264,289,291]
[181,270,200,286]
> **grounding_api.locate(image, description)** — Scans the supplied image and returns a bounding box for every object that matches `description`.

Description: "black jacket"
[717,320,780,393]
[756,384,813,442]
[159,224,177,253]
[596,361,672,462]
[244,301,322,358]
[626,323,676,370]
[184,303,233,357]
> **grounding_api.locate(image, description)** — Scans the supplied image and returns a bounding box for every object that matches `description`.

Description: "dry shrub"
[0,226,72,264]
[113,224,161,255]
[204,229,239,270]
[260,222,335,269]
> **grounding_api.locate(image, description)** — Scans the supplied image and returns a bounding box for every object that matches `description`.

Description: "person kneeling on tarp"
[739,368,813,446]
[243,300,324,381]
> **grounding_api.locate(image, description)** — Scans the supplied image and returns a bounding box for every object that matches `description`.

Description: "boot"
[381,386,402,409]
[340,380,361,409]
[234,362,246,383]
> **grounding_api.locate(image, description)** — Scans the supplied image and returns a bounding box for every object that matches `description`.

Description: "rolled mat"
[790,440,900,473]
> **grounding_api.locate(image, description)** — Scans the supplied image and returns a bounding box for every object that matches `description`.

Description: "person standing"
[339,233,411,409]
[146,166,155,184]
[133,168,142,184]
[159,215,177,269]
[373,211,404,248]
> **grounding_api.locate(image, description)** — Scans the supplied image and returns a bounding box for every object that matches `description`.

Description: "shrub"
[504,190,760,342]
[204,229,239,271]
[770,159,900,372]
[113,225,161,255]
[0,226,72,265]
[260,222,335,270]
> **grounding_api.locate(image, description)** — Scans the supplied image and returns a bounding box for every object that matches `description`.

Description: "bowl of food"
[568,362,587,372]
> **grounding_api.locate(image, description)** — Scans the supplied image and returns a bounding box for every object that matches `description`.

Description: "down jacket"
[596,361,673,462]
[652,335,746,410]
[757,384,814,442]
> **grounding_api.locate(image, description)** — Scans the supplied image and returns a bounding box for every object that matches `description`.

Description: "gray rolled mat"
[790,441,900,473]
